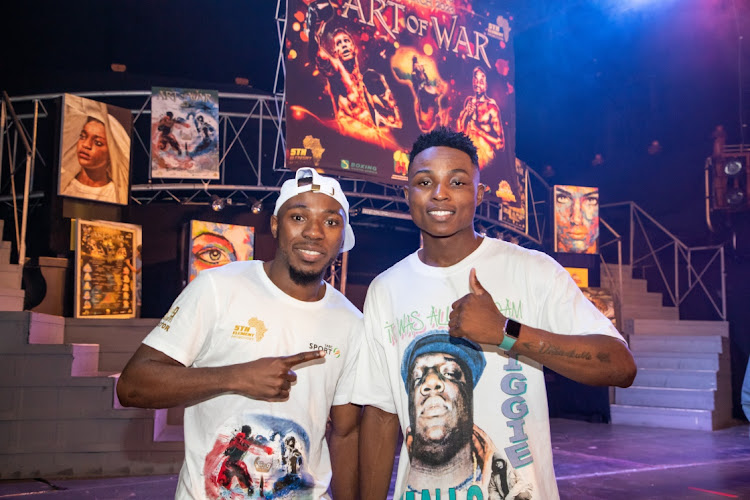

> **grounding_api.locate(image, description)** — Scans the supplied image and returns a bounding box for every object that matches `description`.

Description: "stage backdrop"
[285,0,519,202]
[554,185,599,254]
[58,94,132,205]
[75,219,141,319]
[151,87,220,179]
[187,220,255,282]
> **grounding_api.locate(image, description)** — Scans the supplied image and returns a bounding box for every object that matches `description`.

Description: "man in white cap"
[118,167,362,499]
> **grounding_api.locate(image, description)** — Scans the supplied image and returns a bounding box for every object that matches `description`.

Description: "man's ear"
[405,426,413,453]
[403,185,409,202]
[270,215,279,239]
[476,183,486,206]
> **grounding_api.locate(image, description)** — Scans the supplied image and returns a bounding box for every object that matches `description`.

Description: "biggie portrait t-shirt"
[352,238,625,500]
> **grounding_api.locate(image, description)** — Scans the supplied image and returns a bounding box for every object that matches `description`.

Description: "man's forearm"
[514,327,637,387]
[328,404,361,499]
[117,356,235,409]
[360,406,400,500]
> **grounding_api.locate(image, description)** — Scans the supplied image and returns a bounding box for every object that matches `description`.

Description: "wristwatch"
[499,318,521,351]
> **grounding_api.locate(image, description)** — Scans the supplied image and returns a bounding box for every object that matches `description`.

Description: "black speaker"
[712,153,750,212]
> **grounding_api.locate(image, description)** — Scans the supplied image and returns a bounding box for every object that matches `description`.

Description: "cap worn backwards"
[274,167,355,252]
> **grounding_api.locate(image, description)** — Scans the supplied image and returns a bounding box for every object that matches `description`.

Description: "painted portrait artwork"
[554,185,599,254]
[188,220,255,282]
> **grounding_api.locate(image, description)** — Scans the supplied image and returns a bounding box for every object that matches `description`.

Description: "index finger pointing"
[282,350,325,367]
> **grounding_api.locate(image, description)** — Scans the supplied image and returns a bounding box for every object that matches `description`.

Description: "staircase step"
[634,352,720,370]
[0,418,185,454]
[615,386,716,410]
[629,335,726,354]
[0,288,24,311]
[64,318,159,372]
[626,319,729,337]
[619,291,664,307]
[0,449,183,479]
[0,264,22,289]
[602,278,648,294]
[0,384,157,421]
[70,343,101,376]
[632,368,719,390]
[610,404,715,430]
[0,312,65,352]
[0,241,10,266]
[600,263,633,276]
[620,305,679,321]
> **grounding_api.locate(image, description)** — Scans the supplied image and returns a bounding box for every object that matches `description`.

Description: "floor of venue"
[1,419,749,499]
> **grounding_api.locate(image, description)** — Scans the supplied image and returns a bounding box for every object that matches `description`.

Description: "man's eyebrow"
[411,167,473,176]
[556,188,572,197]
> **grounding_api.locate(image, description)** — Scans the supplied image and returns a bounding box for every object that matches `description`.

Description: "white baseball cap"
[274,168,355,253]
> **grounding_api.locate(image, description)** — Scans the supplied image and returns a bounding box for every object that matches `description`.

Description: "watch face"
[505,319,522,339]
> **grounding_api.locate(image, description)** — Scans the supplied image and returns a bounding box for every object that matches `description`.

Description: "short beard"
[288,256,336,286]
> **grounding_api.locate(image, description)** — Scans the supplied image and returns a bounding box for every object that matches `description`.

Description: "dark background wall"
[2,0,749,418]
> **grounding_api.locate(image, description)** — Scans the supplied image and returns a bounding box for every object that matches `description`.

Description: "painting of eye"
[188,220,255,281]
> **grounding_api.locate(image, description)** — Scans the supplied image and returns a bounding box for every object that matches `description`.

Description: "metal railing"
[600,201,726,321]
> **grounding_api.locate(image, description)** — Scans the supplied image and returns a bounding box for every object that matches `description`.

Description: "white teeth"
[299,249,322,256]
[429,210,452,216]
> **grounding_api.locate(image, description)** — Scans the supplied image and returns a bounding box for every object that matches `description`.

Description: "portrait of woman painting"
[58,94,132,205]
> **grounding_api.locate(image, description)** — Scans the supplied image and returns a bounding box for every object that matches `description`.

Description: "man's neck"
[419,230,483,267]
[408,443,475,492]
[263,260,326,302]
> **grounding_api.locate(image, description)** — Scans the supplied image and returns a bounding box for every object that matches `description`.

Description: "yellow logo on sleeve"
[159,306,180,331]
[231,317,267,342]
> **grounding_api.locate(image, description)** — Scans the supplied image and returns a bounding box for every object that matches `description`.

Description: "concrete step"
[0,343,101,387]
[0,264,22,289]
[619,291,664,308]
[0,384,158,421]
[620,305,679,321]
[634,352,720,370]
[0,288,24,311]
[0,449,183,479]
[632,368,719,390]
[65,318,159,372]
[0,241,10,266]
[0,416,186,455]
[615,386,717,410]
[602,278,648,294]
[626,319,729,337]
[610,404,715,430]
[629,335,727,354]
[0,312,65,352]
[601,263,633,277]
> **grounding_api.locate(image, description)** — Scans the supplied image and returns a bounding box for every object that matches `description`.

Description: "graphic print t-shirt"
[142,260,363,500]
[352,238,625,500]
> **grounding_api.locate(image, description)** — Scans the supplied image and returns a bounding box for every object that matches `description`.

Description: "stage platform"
[0,418,747,499]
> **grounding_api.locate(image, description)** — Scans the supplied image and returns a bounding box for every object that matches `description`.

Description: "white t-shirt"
[62,177,117,203]
[352,237,625,500]
[142,260,363,500]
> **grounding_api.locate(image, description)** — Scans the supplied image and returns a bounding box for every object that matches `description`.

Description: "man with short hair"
[353,127,637,499]
[117,167,362,499]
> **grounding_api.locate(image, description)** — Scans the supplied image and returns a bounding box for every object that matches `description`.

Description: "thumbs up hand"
[448,268,506,345]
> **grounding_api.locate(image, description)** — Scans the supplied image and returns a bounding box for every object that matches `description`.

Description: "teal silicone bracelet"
[498,334,517,351]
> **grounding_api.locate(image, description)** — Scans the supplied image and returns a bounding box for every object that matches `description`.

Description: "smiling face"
[76,119,110,171]
[407,352,473,464]
[271,190,346,285]
[405,146,484,243]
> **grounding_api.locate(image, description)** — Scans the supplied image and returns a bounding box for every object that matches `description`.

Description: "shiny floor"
[1,419,749,499]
